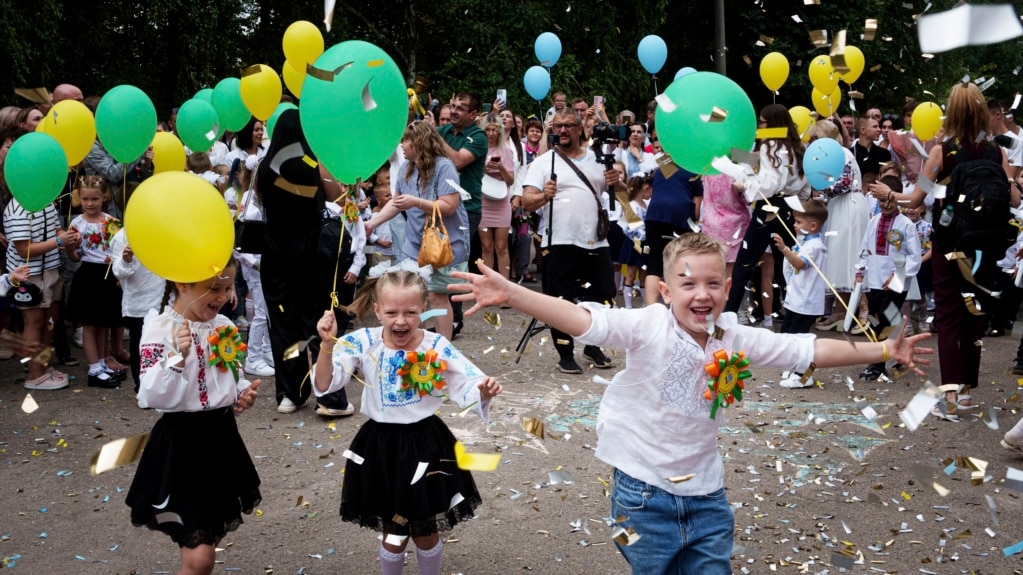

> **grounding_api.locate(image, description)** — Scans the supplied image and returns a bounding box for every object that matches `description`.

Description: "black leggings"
[726,197,794,313]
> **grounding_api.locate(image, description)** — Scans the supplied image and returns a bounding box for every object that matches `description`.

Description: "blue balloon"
[523,66,551,102]
[637,35,668,75]
[534,32,562,68]
[674,67,697,80]
[803,137,847,190]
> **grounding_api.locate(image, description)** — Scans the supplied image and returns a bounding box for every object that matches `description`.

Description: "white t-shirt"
[523,148,609,249]
[782,234,827,316]
[1001,130,1023,169]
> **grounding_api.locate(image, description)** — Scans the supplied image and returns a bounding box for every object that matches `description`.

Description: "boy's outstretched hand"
[478,376,502,401]
[450,262,512,316]
[887,318,934,376]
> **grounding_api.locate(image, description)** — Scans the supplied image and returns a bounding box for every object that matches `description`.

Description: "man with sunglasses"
[438,93,487,337]
[521,109,620,374]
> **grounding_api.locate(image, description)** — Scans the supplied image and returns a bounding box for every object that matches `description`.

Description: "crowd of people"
[0,80,1020,575]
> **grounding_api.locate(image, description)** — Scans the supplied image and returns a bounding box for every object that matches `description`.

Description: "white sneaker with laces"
[245,359,275,378]
[780,373,812,389]
[277,397,298,414]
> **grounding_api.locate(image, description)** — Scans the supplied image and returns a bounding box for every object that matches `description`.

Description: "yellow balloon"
[911,101,943,141]
[282,60,306,98]
[151,132,186,174]
[282,21,325,68]
[125,171,234,283]
[808,55,838,95]
[240,64,283,121]
[35,115,49,133]
[43,100,96,166]
[811,87,842,117]
[789,105,814,142]
[759,52,790,92]
[840,46,865,85]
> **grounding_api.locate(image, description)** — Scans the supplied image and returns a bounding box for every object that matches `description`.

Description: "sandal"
[957,394,976,410]
[931,403,959,422]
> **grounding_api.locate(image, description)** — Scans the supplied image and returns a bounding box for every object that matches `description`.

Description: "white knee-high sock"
[416,541,443,575]
[623,285,633,309]
[380,545,405,575]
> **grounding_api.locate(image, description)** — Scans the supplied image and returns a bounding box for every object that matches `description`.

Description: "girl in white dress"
[126,259,262,575]
[312,265,502,575]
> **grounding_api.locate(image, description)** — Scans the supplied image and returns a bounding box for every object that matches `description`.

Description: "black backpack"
[935,141,1015,309]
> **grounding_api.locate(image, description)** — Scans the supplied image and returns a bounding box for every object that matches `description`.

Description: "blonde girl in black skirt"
[66,175,128,387]
[126,258,262,575]
[312,266,502,575]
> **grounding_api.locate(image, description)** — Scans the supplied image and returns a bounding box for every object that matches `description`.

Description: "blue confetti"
[102,495,110,503]
[115,486,123,493]
[327,548,335,555]
[420,308,448,321]
[75,555,86,561]
[297,421,305,428]
[39,507,47,513]
[108,544,118,552]
[296,568,307,575]
[56,470,72,477]
[1004,539,1023,556]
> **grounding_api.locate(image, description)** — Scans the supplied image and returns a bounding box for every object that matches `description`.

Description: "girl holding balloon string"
[127,256,262,575]
[312,265,501,575]
[65,175,129,388]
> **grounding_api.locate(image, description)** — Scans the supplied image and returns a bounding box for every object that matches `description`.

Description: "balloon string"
[68,166,79,224]
[752,187,877,343]
[25,213,33,269]
[122,165,127,218]
[652,75,659,97]
[328,199,348,311]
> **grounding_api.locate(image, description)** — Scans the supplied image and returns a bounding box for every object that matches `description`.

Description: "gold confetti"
[829,30,849,74]
[667,474,696,483]
[742,55,752,67]
[864,18,878,41]
[701,106,728,123]
[848,90,864,99]
[611,526,642,546]
[809,29,829,48]
[523,416,545,439]
[759,34,774,45]
[870,64,882,72]
[454,441,501,471]
[483,312,501,328]
[255,509,263,516]
[756,128,789,140]
[90,433,150,476]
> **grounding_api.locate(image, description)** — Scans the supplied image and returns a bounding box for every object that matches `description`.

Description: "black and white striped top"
[3,200,62,275]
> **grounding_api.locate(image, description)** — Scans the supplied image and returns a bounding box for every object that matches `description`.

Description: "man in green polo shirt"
[439,92,487,337]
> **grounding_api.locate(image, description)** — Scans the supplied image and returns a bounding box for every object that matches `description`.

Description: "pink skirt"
[480,195,512,229]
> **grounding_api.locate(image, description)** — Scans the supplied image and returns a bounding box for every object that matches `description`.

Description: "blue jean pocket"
[612,471,650,512]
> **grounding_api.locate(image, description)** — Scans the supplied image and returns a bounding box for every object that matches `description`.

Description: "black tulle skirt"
[67,261,123,326]
[340,415,482,537]
[125,408,262,548]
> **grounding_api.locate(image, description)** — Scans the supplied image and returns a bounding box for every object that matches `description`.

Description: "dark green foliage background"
[1,0,1020,120]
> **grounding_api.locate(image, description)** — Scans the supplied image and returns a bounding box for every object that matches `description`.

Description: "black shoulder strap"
[554,147,602,207]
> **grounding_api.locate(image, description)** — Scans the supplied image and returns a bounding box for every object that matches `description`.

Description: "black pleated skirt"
[125,407,262,548]
[67,261,123,326]
[340,415,482,537]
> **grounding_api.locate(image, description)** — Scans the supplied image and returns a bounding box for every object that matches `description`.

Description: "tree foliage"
[1,0,1020,122]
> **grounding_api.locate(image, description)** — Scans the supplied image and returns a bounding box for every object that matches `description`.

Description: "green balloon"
[3,133,68,212]
[212,78,252,132]
[266,102,298,140]
[300,40,407,183]
[177,98,221,153]
[95,85,157,163]
[194,88,214,103]
[656,72,756,175]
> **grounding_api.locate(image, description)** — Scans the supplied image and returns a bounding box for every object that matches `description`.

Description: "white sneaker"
[780,373,812,389]
[72,327,83,348]
[245,359,275,378]
[315,402,356,417]
[24,371,69,391]
[263,353,275,368]
[277,397,299,414]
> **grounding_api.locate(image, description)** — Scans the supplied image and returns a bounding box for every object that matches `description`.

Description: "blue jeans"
[611,469,734,575]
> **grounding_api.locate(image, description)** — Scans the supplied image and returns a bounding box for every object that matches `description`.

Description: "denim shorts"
[611,468,734,575]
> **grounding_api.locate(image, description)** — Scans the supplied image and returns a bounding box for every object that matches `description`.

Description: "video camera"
[589,122,624,171]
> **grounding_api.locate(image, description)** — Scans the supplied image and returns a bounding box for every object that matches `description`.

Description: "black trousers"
[866,288,908,340]
[262,251,349,410]
[124,315,144,393]
[541,245,616,358]
[726,197,794,313]
[780,309,816,334]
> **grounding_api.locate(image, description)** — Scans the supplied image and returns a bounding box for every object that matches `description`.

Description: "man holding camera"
[522,109,620,374]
